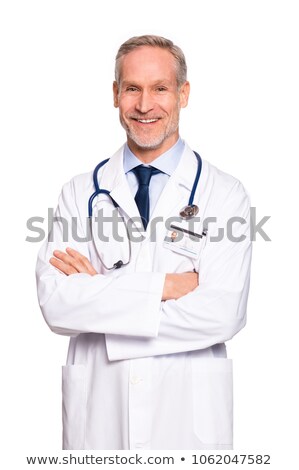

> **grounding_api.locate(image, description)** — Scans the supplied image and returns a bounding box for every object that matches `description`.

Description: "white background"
[1,0,298,468]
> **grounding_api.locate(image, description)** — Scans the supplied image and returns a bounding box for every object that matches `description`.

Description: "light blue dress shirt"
[123,138,185,217]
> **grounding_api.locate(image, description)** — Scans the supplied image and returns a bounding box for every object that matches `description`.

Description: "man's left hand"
[50,247,97,276]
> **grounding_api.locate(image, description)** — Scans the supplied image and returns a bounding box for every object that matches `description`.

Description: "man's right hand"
[162,272,199,300]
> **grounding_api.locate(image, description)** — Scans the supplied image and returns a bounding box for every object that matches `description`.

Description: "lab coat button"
[130,376,142,385]
[135,443,145,449]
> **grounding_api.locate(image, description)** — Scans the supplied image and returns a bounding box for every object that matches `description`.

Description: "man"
[36,35,252,450]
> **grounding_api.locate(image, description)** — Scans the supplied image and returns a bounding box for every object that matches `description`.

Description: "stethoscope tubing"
[188,151,202,206]
[88,151,202,218]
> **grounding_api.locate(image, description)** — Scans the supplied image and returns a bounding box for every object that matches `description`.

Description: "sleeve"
[105,180,252,360]
[36,178,165,337]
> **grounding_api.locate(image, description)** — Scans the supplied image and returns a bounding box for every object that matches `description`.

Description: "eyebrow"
[121,79,173,87]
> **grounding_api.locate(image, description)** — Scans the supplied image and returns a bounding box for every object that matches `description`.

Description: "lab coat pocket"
[62,364,87,450]
[191,358,233,448]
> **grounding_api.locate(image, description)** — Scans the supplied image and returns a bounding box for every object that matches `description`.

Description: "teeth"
[137,119,158,123]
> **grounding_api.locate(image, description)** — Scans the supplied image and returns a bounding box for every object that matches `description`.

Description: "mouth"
[131,117,160,125]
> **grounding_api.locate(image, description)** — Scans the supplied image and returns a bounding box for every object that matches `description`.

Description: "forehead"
[119,46,177,83]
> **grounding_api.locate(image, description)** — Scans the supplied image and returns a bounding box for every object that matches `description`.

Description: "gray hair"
[115,35,187,87]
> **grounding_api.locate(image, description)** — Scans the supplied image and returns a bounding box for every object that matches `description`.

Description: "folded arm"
[49,246,198,300]
[36,179,197,338]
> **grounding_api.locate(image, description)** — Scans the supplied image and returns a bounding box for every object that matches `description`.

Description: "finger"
[53,250,85,274]
[53,249,87,273]
[49,257,78,276]
[52,248,97,275]
[66,247,97,275]
[193,271,199,286]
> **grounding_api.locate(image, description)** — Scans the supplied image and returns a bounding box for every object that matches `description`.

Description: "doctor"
[36,35,252,450]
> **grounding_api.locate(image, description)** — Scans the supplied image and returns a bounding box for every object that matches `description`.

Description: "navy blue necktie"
[132,165,161,230]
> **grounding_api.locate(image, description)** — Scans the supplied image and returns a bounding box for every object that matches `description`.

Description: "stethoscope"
[88,151,202,270]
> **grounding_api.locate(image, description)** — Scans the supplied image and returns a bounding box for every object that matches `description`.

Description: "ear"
[179,81,190,108]
[113,81,119,108]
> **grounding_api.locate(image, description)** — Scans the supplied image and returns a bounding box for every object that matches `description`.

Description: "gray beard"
[120,117,179,151]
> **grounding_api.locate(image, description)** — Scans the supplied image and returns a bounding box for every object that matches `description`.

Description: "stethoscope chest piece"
[179,204,199,219]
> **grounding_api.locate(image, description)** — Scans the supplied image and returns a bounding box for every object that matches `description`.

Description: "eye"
[126,86,139,92]
[156,86,167,92]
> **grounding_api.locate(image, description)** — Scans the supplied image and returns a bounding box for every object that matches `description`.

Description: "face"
[113,46,190,161]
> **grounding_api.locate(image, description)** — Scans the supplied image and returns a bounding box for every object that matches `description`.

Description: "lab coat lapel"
[95,145,141,222]
[148,144,198,237]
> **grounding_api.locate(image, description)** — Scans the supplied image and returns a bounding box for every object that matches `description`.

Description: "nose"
[135,90,154,114]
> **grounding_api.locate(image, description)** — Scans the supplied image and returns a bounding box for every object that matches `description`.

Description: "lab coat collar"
[171,142,200,192]
[147,143,200,238]
[97,145,140,222]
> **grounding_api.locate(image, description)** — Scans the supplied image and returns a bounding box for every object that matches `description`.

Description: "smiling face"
[113,46,190,162]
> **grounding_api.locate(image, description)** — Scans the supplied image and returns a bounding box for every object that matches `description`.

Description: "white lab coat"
[36,143,252,450]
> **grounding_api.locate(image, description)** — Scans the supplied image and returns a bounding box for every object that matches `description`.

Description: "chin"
[134,140,164,150]
[128,133,166,151]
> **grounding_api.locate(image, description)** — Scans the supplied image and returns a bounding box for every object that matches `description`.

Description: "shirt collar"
[123,137,185,176]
